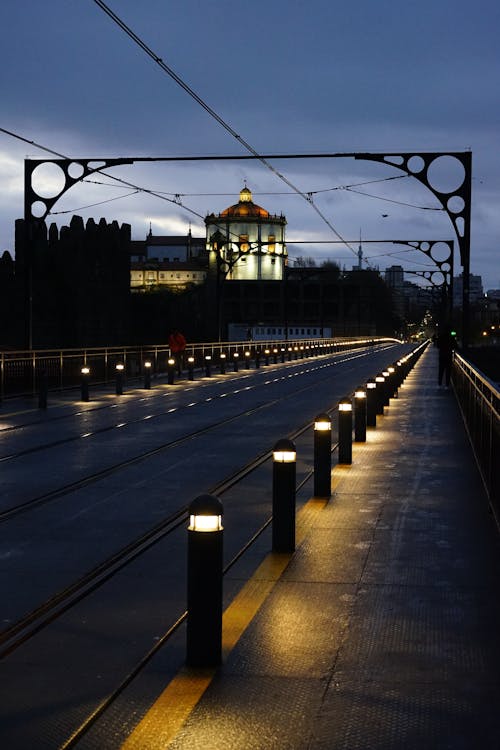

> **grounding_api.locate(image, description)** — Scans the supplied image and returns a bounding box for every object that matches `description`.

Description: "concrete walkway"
[121,346,500,750]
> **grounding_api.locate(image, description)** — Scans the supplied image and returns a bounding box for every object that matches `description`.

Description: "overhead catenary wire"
[90,0,359,259]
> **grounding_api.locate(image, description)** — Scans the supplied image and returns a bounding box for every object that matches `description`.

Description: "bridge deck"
[117,345,500,750]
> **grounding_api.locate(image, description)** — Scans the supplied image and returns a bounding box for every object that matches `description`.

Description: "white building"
[205,186,287,281]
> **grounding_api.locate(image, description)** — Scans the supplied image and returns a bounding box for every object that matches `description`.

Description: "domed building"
[205,186,287,281]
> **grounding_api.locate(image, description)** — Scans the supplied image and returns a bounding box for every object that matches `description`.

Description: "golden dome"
[220,186,270,219]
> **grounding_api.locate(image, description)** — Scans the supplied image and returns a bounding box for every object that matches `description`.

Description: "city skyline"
[1,0,498,290]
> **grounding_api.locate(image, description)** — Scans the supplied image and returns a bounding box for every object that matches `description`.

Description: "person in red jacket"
[168,330,187,375]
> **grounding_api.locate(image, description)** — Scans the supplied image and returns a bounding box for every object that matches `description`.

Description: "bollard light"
[186,494,223,667]
[272,438,297,552]
[314,413,332,498]
[273,348,278,364]
[354,386,367,442]
[167,357,176,385]
[220,352,226,374]
[115,363,124,395]
[280,347,286,363]
[143,360,152,390]
[205,354,212,377]
[382,370,391,406]
[338,397,353,464]
[288,346,293,361]
[81,365,90,402]
[244,350,251,369]
[187,355,195,381]
[264,348,270,365]
[233,352,239,372]
[375,373,385,415]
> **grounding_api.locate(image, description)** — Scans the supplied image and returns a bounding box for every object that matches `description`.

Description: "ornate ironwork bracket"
[24,158,134,222]
[355,152,471,269]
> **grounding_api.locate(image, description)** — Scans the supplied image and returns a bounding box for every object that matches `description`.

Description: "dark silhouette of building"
[15,215,131,348]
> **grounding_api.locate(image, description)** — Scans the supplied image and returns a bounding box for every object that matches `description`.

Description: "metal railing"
[452,351,500,521]
[0,337,397,401]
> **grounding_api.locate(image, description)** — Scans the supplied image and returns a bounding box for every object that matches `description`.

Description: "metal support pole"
[314,413,332,498]
[272,439,297,553]
[354,387,367,442]
[115,364,124,396]
[81,366,90,402]
[143,361,152,389]
[186,494,223,668]
[167,358,176,385]
[338,397,353,464]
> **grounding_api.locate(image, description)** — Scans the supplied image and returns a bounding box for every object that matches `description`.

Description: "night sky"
[1,0,499,289]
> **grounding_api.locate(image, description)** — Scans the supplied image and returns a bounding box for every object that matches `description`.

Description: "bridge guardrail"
[0,337,398,401]
[452,352,500,521]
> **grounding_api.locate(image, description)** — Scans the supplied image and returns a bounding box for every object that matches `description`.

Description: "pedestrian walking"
[169,329,187,375]
[437,325,455,388]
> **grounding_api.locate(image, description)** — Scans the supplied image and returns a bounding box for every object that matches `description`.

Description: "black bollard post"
[244,351,251,369]
[366,379,377,427]
[81,366,90,402]
[187,356,195,381]
[288,346,293,361]
[255,350,261,368]
[186,494,224,668]
[273,348,278,364]
[354,386,367,442]
[375,373,385,415]
[338,397,353,464]
[233,352,239,372]
[143,361,152,390]
[280,347,286,363]
[115,364,124,396]
[219,353,226,374]
[264,349,270,366]
[167,358,176,385]
[38,369,48,409]
[205,355,212,377]
[382,370,391,407]
[314,413,332,498]
[272,439,297,553]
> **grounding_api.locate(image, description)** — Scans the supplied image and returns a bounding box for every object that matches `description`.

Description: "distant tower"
[357,230,363,270]
[205,186,287,280]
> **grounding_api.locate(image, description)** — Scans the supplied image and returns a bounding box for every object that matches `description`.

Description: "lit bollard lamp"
[167,358,176,385]
[187,356,195,381]
[314,413,332,498]
[264,349,270,366]
[273,348,278,364]
[244,350,251,369]
[354,386,367,442]
[386,365,397,398]
[375,373,386,415]
[382,370,391,407]
[338,397,353,464]
[205,355,212,377]
[81,366,90,402]
[143,360,152,390]
[38,369,48,409]
[255,350,261,368]
[186,494,223,668]
[115,363,124,395]
[366,378,377,427]
[233,352,239,372]
[280,347,286,363]
[272,439,297,553]
[288,346,293,361]
[219,353,226,374]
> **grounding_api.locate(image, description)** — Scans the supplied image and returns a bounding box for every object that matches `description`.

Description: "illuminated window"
[239,234,249,252]
[268,235,276,253]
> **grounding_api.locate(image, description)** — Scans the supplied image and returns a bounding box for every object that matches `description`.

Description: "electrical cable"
[91,0,359,258]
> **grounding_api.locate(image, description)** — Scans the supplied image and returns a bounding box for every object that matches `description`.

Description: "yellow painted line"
[121,498,328,749]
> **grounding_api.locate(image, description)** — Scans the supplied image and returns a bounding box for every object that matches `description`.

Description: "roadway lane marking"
[120,495,330,750]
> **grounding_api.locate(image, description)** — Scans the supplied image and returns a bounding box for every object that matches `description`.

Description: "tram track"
[0,351,367,522]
